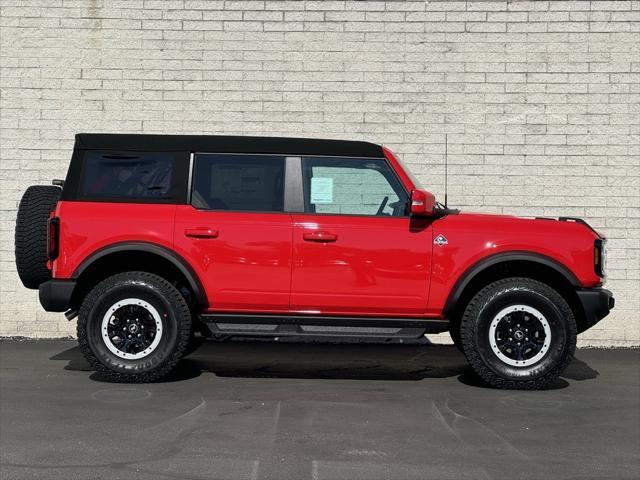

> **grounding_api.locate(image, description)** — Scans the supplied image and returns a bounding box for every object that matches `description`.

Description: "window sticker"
[310,177,334,204]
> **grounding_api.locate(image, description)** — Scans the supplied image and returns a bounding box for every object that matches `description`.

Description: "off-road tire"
[460,277,577,390]
[77,271,192,383]
[15,185,61,289]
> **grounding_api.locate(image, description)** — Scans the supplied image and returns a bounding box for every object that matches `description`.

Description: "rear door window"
[192,154,285,212]
[81,151,180,202]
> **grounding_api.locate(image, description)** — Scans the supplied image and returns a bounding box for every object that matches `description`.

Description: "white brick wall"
[0,0,638,346]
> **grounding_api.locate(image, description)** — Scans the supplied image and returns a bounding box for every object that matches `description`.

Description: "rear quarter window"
[79,151,188,203]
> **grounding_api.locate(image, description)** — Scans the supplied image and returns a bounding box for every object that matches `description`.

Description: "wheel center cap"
[128,323,139,334]
[513,330,524,341]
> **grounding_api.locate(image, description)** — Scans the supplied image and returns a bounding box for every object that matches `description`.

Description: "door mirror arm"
[433,205,460,216]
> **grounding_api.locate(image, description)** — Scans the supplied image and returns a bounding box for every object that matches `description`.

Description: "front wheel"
[77,272,192,383]
[460,277,577,390]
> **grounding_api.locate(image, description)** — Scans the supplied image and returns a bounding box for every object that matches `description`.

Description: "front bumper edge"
[576,287,614,332]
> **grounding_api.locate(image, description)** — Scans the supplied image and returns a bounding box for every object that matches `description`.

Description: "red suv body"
[17,134,613,389]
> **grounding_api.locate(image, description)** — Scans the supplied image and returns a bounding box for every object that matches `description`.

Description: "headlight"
[594,239,606,278]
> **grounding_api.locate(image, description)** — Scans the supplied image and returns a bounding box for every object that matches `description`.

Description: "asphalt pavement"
[0,338,638,480]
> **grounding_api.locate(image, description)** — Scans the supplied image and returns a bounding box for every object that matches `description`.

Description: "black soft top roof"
[74,133,384,158]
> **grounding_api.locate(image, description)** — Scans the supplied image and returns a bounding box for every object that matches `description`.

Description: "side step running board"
[206,323,428,339]
[200,313,449,336]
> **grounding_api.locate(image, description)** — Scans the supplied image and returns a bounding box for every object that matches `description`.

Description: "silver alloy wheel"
[488,304,551,367]
[101,298,163,360]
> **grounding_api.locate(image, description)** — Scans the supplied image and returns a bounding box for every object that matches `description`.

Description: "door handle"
[184,227,219,239]
[303,231,338,242]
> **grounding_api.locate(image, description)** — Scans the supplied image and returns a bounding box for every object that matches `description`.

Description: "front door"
[290,156,433,316]
[174,153,292,313]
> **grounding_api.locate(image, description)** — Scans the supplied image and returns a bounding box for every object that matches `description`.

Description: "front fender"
[441,251,580,314]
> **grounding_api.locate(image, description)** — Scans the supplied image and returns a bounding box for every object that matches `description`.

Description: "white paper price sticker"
[310,177,333,204]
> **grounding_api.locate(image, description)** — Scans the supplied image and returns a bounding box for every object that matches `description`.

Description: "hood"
[449,211,604,239]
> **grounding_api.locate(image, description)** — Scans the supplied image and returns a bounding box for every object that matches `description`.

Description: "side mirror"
[410,189,436,216]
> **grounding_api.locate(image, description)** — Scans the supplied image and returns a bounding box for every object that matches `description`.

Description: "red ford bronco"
[15,134,614,389]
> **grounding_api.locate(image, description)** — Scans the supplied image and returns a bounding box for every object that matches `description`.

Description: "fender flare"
[72,241,208,308]
[443,251,580,314]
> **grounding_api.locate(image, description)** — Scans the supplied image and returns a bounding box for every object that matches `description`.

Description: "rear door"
[173,153,293,313]
[290,156,433,316]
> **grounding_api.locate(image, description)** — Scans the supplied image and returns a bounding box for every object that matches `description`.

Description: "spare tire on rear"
[15,185,61,289]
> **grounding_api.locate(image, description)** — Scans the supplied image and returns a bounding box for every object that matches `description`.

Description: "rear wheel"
[77,271,192,383]
[460,277,576,390]
[15,185,61,289]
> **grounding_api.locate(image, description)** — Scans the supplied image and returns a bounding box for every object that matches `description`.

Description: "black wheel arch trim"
[443,251,581,314]
[72,241,208,308]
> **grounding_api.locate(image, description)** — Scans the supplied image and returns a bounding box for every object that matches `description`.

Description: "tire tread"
[460,277,577,390]
[77,271,192,383]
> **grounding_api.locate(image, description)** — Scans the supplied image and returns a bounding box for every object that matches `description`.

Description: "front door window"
[302,157,408,217]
